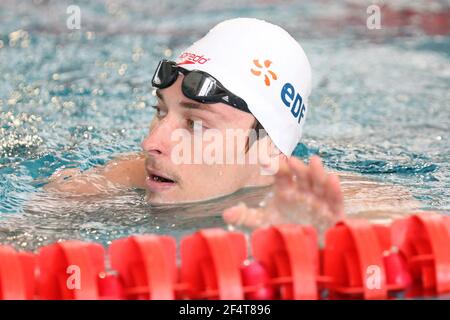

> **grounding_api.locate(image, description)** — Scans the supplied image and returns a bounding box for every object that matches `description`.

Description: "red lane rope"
[0,212,449,300]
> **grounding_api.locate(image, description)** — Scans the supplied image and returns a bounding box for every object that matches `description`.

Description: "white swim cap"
[175,18,312,156]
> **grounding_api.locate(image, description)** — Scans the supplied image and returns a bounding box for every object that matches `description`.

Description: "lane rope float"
[0,212,449,300]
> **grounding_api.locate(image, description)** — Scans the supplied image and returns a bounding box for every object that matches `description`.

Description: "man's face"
[141,75,268,203]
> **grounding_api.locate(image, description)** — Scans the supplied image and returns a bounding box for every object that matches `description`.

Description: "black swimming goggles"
[151,59,250,113]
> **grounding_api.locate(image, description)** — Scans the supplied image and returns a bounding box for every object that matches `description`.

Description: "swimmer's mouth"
[150,174,175,183]
[145,169,177,191]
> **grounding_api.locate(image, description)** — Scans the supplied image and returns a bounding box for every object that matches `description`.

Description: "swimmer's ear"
[255,136,283,176]
[264,136,283,158]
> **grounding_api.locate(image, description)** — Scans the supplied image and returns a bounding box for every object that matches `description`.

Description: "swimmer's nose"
[141,138,162,156]
[141,120,174,157]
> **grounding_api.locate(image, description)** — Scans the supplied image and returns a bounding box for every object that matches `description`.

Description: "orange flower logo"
[250,59,278,86]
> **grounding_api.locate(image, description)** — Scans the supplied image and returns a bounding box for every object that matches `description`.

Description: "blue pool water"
[0,0,449,251]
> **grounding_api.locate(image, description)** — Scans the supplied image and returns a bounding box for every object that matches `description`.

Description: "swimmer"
[45,18,420,231]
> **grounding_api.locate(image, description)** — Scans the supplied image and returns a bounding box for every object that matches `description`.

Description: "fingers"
[289,155,327,196]
[309,155,328,197]
[273,159,295,191]
[324,173,345,219]
[288,156,311,191]
[223,203,267,229]
[223,155,346,232]
[291,155,345,220]
[222,202,246,224]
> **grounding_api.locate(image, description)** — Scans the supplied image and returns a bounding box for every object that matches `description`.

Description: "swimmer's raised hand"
[222,155,345,235]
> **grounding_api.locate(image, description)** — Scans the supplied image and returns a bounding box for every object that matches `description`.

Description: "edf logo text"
[280,83,306,123]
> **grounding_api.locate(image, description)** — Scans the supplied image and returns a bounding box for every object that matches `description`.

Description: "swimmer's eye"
[187,119,209,130]
[187,119,195,130]
[151,105,167,119]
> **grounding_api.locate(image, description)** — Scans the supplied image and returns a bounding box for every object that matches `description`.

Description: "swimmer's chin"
[145,183,273,206]
[145,190,227,205]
